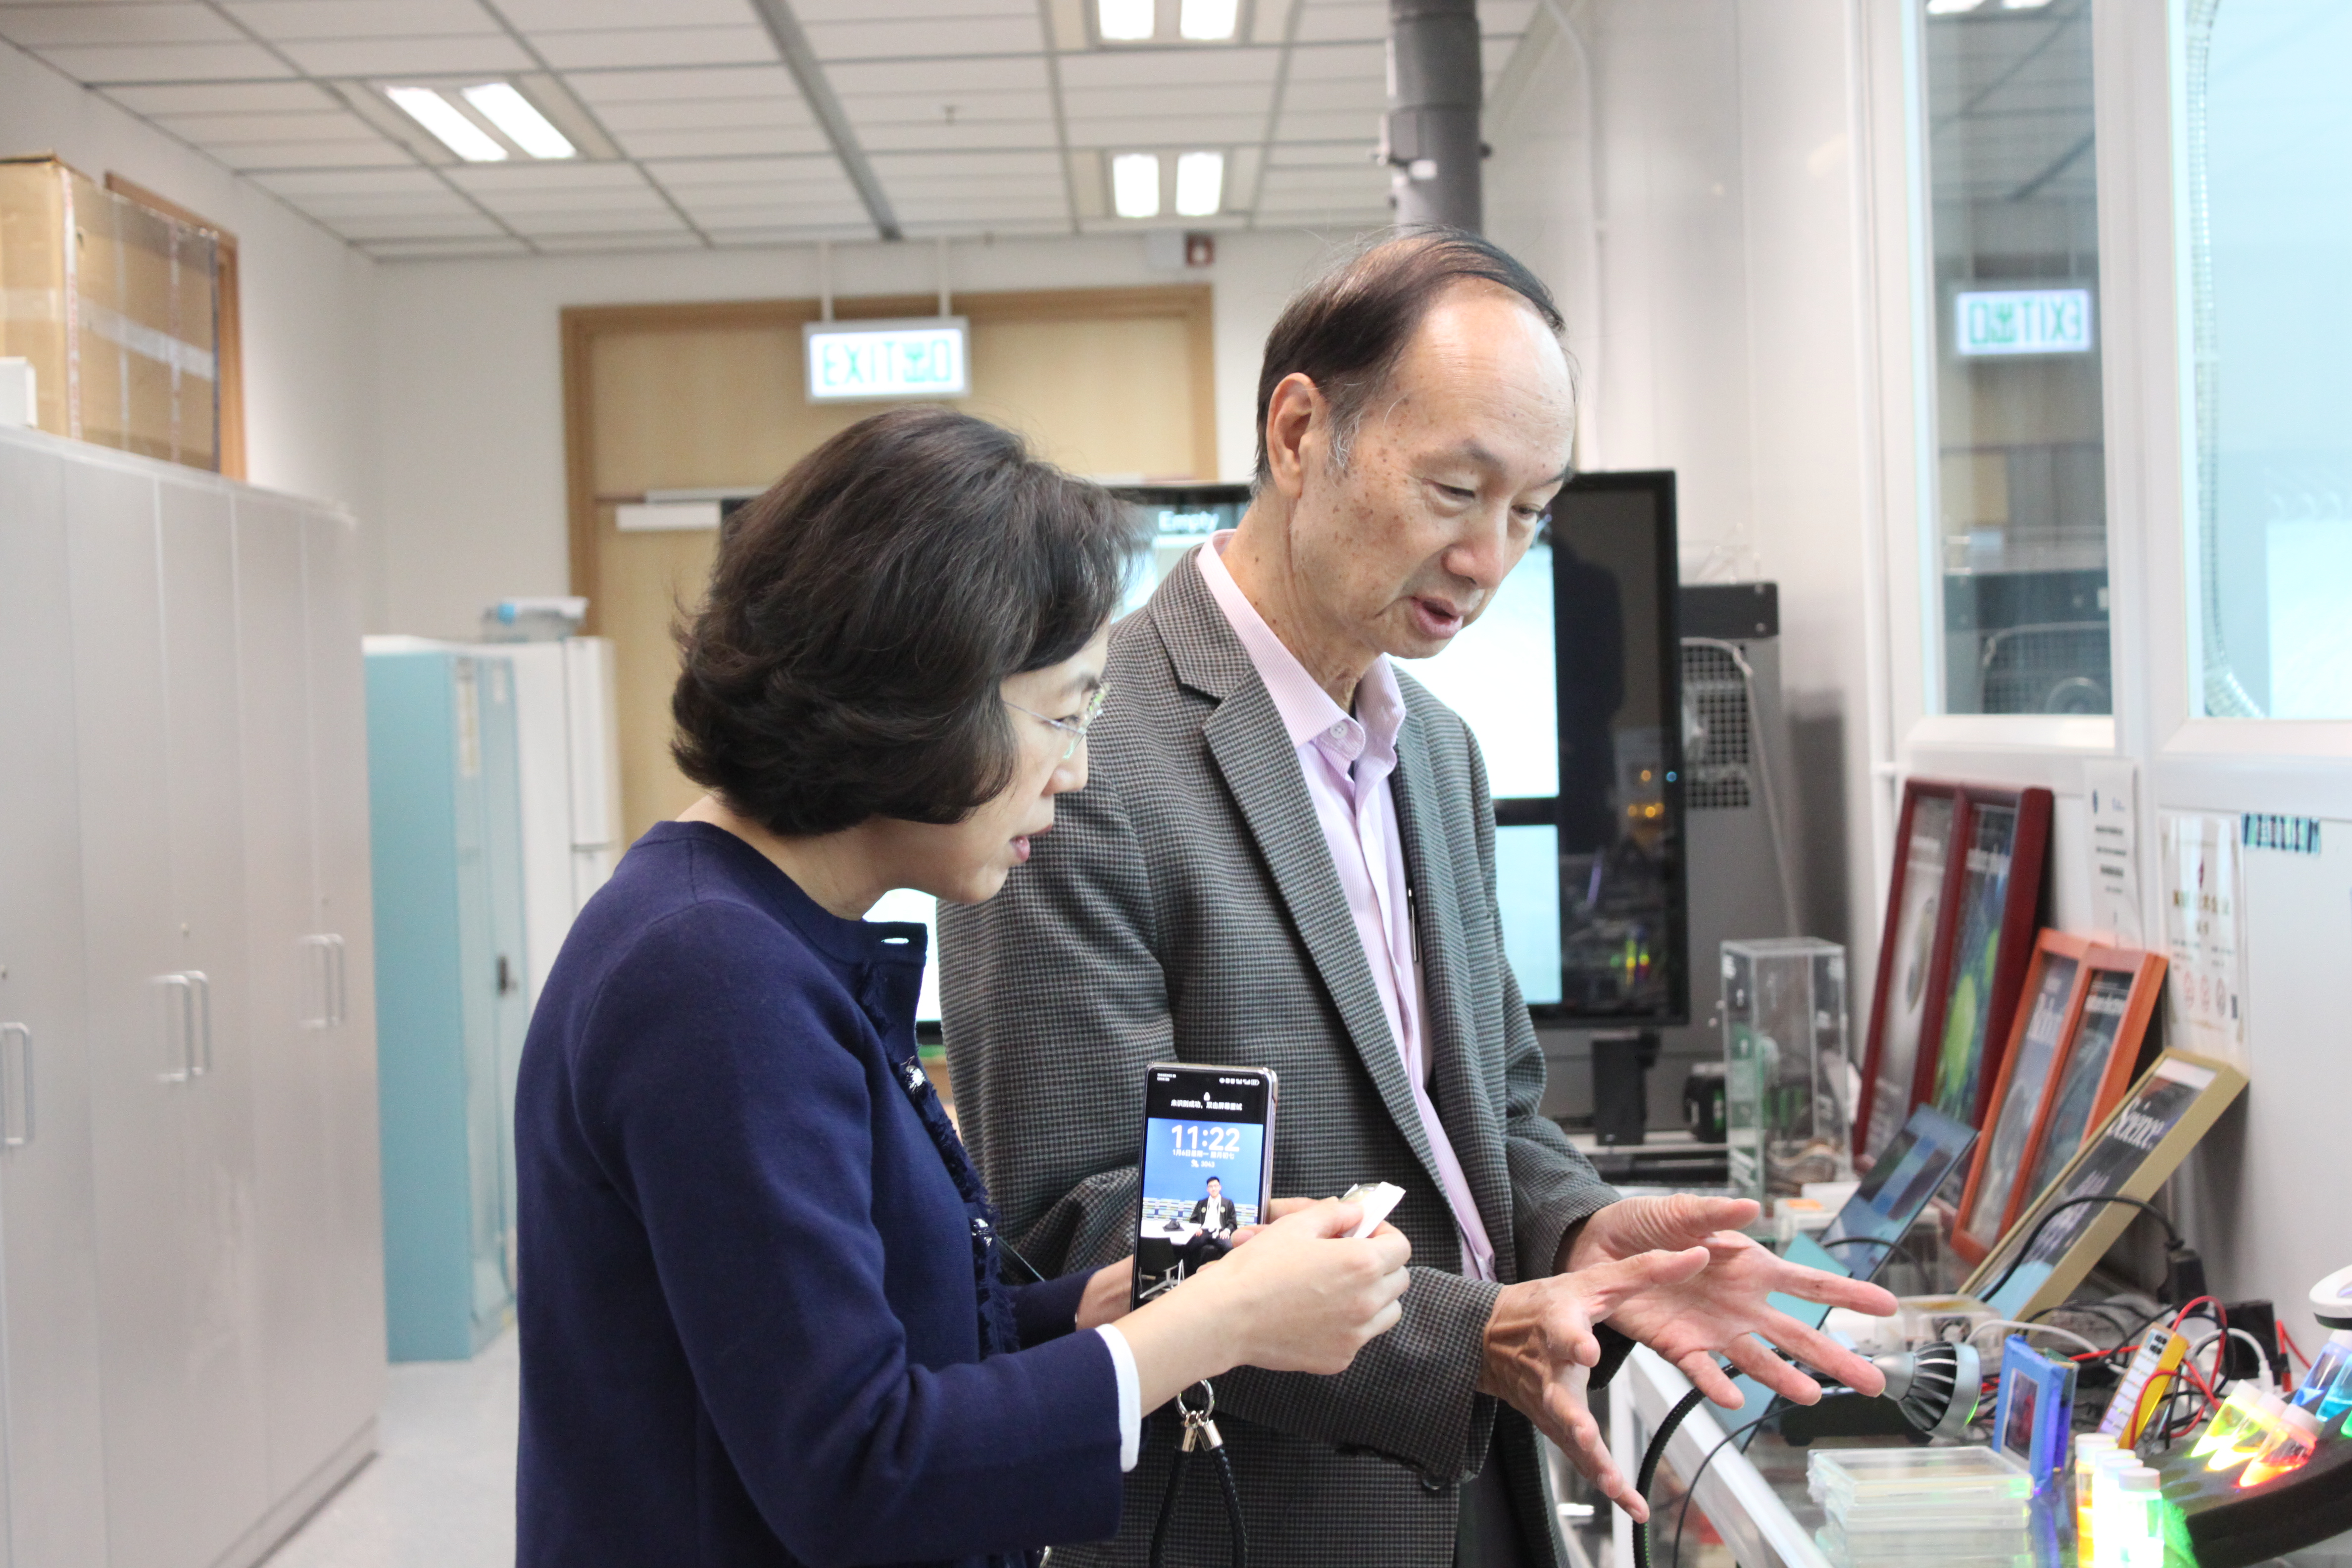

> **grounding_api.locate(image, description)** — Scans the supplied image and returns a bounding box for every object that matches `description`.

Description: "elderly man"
[938,230,1893,1568]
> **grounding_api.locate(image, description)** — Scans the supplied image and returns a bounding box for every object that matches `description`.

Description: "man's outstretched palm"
[1567,1193,1899,1409]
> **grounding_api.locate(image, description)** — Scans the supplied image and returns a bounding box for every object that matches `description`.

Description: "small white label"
[804,318,970,401]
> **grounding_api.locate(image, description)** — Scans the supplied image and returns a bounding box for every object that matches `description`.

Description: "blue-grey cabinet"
[366,642,530,1361]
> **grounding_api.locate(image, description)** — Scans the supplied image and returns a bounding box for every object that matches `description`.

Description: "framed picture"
[1920,785,2054,1131]
[1856,781,1966,1162]
[2009,945,2167,1229]
[1963,1049,2248,1320]
[1953,931,2093,1263]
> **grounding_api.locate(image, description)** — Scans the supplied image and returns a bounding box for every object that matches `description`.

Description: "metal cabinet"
[0,423,382,1568]
[0,435,109,1568]
[366,644,529,1361]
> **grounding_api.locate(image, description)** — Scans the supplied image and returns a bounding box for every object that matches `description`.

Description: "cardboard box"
[0,155,219,470]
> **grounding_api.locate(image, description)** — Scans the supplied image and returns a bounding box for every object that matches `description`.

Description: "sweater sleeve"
[1009,1270,1094,1348]
[575,903,1125,1567]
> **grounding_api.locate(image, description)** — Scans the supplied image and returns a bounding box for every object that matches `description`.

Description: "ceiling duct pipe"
[1384,0,1483,231]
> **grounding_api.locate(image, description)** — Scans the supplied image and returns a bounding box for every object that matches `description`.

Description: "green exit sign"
[803,317,970,401]
[1955,288,2095,357]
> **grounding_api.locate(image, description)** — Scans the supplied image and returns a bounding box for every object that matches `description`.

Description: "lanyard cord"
[1149,1381,1247,1568]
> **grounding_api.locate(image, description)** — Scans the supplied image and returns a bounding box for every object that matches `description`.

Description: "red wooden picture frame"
[2005,944,2168,1233]
[1913,784,2053,1132]
[1952,930,2093,1265]
[1855,779,1968,1162]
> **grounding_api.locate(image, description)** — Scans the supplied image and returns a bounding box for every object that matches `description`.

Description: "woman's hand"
[1112,1199,1411,1412]
[1075,1258,1134,1332]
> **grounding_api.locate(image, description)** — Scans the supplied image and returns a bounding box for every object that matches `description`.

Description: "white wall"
[0,43,378,524]
[1488,0,1889,966]
[370,228,1332,639]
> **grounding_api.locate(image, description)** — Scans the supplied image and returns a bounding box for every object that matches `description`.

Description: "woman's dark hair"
[672,407,1140,838]
[1253,226,1565,485]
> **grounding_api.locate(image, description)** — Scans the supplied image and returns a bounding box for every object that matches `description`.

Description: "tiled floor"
[264,1329,519,1568]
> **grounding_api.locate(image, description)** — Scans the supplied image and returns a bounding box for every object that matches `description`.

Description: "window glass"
[2182,0,2352,717]
[1923,0,2112,715]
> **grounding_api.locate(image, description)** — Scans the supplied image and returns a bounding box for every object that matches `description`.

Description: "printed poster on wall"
[2159,812,2249,1068]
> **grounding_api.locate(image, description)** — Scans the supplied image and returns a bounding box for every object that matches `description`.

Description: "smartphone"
[1130,1063,1278,1309]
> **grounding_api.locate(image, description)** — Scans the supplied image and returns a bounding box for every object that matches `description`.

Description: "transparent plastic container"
[2072,1431,2117,1556]
[2191,1383,2264,1458]
[2205,1390,2288,1472]
[2239,1402,2323,1487]
[2293,1329,2352,1411]
[1723,938,1853,1200]
[1808,1446,2033,1532]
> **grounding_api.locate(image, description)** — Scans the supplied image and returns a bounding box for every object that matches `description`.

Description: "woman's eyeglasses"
[1004,684,1108,761]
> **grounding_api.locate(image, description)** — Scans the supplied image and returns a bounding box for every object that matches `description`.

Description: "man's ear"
[1261,372,1323,501]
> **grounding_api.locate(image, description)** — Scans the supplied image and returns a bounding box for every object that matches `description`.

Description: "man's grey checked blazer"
[939,552,1620,1567]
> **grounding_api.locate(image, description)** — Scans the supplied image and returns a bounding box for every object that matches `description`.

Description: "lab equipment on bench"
[1992,1334,2077,1495]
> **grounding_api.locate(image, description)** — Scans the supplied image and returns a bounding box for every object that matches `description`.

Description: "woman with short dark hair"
[513,406,1413,1568]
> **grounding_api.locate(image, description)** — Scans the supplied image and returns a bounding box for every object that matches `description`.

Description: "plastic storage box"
[1723,936,1854,1200]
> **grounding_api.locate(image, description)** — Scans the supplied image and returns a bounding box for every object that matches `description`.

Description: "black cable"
[1667,1412,1781,1568]
[1974,1195,2185,1305]
[1631,1386,1711,1568]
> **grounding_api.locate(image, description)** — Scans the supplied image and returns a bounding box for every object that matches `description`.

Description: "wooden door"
[565,287,1214,846]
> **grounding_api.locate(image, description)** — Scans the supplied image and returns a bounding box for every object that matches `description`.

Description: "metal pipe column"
[1384,0,1483,232]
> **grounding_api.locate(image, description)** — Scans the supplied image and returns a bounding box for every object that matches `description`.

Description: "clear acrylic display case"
[1723,937,1854,1200]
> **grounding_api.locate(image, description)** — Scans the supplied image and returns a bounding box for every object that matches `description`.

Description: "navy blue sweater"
[515,822,1125,1567]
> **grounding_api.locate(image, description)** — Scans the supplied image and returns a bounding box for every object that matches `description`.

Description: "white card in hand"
[1338,1181,1405,1238]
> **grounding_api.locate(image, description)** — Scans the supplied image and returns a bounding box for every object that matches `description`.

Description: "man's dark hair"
[1205,1176,1221,1187]
[672,406,1140,838]
[1253,226,1566,486]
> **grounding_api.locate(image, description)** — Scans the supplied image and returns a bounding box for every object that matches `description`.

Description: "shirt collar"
[1193,532,1405,768]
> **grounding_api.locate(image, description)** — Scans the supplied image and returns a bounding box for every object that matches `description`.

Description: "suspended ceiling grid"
[0,0,1540,258]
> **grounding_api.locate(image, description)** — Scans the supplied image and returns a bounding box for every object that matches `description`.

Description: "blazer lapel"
[1390,707,1518,1280]
[1152,559,1451,1201]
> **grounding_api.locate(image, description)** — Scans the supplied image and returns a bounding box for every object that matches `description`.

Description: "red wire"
[2280,1325,2309,1373]
[2170,1296,2223,1334]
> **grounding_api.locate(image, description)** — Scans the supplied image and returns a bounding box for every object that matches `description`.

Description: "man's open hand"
[1564,1195,1899,1409]
[1477,1247,1711,1521]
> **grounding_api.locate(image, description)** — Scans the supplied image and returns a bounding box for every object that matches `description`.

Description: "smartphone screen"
[1130,1063,1277,1309]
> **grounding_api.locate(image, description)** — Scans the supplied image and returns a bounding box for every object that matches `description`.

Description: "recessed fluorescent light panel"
[1112,152,1163,218]
[1098,0,1155,41]
[386,85,506,162]
[462,82,574,159]
[1174,150,1224,216]
[1179,0,1239,39]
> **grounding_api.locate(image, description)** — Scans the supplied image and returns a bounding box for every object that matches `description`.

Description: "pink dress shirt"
[1194,534,1499,1281]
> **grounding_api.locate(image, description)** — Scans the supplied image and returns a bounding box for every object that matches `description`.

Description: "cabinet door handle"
[159,974,195,1082]
[186,971,212,1078]
[0,1023,30,1146]
[300,935,335,1029]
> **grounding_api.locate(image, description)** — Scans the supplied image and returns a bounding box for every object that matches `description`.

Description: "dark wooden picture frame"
[1953,930,2093,1264]
[2008,944,2168,1233]
[1917,784,2053,1132]
[1856,779,1968,1162]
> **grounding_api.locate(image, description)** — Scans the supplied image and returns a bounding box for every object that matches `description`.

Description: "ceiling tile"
[288,189,480,221]
[501,208,688,235]
[493,0,754,26]
[1291,1,1384,44]
[34,41,296,82]
[447,161,654,196]
[1272,107,1380,143]
[837,87,1051,125]
[223,0,501,41]
[276,34,535,76]
[107,79,339,114]
[210,138,417,169]
[704,221,873,243]
[564,63,795,104]
[803,15,1042,58]
[792,0,1032,19]
[1269,141,1379,167]
[528,26,776,70]
[1252,0,1298,44]
[0,4,239,48]
[255,166,450,198]
[531,231,708,251]
[822,54,1049,94]
[869,148,1064,180]
[592,96,811,132]
[1484,0,1535,33]
[615,126,834,160]
[1282,39,1380,79]
[893,196,1068,222]
[641,154,845,189]
[1055,47,1279,90]
[1063,112,1269,147]
[1279,76,1382,113]
[1057,82,1272,120]
[155,108,385,144]
[331,210,507,240]
[361,236,531,257]
[853,119,1059,153]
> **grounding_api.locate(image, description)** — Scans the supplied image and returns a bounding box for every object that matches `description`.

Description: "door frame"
[560,284,1218,637]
